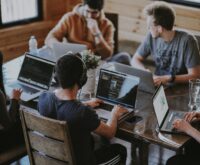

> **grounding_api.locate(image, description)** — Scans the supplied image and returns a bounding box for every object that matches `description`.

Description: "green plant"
[81,50,101,69]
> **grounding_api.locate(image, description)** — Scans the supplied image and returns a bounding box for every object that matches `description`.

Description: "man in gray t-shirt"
[131,1,200,86]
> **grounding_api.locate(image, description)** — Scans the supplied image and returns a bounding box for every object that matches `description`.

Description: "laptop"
[5,53,55,102]
[95,68,140,122]
[105,62,155,94]
[52,42,87,62]
[152,85,186,133]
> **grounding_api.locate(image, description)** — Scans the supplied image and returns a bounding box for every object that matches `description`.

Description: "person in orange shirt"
[45,0,131,64]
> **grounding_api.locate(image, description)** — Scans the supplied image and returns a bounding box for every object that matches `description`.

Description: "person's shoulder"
[100,13,114,28]
[176,30,196,42]
[39,91,54,101]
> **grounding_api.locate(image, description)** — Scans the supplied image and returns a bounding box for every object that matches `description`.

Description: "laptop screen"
[152,85,169,126]
[96,69,140,108]
[18,54,55,89]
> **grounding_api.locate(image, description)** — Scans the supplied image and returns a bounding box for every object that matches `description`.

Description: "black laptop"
[105,62,155,94]
[152,85,186,133]
[5,53,55,102]
[95,69,140,122]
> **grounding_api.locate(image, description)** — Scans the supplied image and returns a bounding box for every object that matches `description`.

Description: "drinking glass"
[188,79,200,111]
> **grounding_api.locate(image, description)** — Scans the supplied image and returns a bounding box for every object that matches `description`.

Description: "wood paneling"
[1,0,199,61]
[104,0,200,42]
[0,0,80,62]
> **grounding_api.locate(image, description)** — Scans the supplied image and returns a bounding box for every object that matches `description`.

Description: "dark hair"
[55,53,87,89]
[0,52,6,96]
[144,1,175,30]
[83,0,104,11]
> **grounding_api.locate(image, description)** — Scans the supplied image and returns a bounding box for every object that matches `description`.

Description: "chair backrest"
[105,12,118,54]
[20,107,75,165]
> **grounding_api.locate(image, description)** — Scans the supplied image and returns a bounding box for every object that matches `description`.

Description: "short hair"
[83,0,104,11]
[55,53,85,89]
[143,1,175,30]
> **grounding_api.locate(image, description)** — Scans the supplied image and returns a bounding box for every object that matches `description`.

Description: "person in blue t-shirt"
[38,53,128,165]
[131,1,200,86]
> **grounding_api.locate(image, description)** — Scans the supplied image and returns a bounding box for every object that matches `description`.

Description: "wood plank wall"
[104,0,200,42]
[0,0,72,62]
[1,0,199,62]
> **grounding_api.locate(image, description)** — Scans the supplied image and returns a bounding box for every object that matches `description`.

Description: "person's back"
[39,91,100,164]
[38,53,127,164]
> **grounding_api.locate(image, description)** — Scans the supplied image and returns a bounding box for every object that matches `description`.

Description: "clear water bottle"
[29,35,38,55]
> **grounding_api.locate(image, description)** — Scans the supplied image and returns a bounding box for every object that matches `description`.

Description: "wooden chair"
[20,107,76,165]
[105,12,119,54]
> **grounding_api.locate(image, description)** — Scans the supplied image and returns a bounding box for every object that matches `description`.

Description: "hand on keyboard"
[83,98,104,108]
[111,105,129,120]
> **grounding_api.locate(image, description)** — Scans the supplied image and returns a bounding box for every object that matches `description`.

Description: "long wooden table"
[3,55,191,165]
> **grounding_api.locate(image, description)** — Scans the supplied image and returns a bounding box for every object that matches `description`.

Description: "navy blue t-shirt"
[38,92,101,165]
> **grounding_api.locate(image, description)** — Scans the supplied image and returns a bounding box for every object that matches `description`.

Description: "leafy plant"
[81,50,101,70]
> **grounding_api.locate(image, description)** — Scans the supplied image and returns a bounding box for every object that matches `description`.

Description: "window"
[0,0,42,26]
[163,0,200,8]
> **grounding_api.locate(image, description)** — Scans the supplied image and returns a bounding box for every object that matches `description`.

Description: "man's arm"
[153,65,200,86]
[131,53,148,70]
[173,119,200,143]
[45,15,69,48]
[94,105,128,139]
[87,18,114,59]
[94,33,114,59]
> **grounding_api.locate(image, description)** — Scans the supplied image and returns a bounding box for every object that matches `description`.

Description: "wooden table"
[3,56,191,165]
[116,84,190,164]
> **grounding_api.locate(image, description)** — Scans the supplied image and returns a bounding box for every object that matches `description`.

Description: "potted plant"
[80,50,101,94]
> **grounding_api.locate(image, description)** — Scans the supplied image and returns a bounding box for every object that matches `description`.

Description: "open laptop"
[105,62,155,94]
[152,85,186,133]
[52,42,87,62]
[5,53,55,102]
[95,69,140,122]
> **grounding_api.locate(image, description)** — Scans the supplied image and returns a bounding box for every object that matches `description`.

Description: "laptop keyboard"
[96,103,114,111]
[165,112,185,130]
[10,83,39,94]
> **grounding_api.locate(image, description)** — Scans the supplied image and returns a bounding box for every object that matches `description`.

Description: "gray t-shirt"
[137,30,200,75]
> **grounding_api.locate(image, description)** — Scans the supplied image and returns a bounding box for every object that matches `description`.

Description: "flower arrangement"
[81,50,101,70]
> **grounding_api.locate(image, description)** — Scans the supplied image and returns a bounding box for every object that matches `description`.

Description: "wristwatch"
[169,74,176,83]
[94,32,102,38]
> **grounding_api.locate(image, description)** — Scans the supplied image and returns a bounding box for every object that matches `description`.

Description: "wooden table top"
[4,55,191,151]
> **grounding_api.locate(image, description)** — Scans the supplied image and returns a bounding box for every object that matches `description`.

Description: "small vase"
[82,69,96,95]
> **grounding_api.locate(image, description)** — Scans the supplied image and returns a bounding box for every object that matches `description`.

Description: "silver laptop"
[52,42,87,62]
[152,85,186,133]
[105,62,155,94]
[95,69,140,122]
[5,53,55,102]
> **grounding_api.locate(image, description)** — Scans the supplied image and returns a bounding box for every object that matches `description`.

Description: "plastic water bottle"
[29,36,38,55]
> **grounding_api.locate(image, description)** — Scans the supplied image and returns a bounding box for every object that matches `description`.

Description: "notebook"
[52,42,87,62]
[105,62,155,94]
[5,53,55,102]
[95,69,140,122]
[152,85,186,133]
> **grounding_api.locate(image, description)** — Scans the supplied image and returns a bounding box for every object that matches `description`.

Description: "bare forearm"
[106,115,118,138]
[187,127,200,143]
[174,74,200,84]
[131,55,146,70]
[95,35,113,59]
